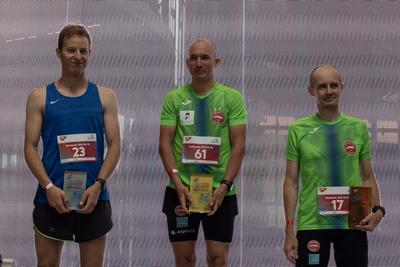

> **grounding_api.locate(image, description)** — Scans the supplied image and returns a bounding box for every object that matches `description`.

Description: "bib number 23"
[57,133,97,164]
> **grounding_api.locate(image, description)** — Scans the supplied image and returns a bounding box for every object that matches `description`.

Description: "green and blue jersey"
[286,113,371,230]
[160,83,247,195]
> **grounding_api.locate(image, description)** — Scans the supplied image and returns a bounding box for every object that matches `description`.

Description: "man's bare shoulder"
[27,87,46,106]
[28,87,46,97]
[98,86,116,97]
[98,86,117,105]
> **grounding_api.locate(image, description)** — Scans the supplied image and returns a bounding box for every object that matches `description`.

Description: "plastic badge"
[63,171,87,210]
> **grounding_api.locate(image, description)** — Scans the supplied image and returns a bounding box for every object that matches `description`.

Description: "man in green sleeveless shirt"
[159,39,247,267]
[283,65,385,267]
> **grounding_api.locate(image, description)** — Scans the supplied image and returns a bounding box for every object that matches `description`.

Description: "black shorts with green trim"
[33,200,113,243]
[162,186,238,243]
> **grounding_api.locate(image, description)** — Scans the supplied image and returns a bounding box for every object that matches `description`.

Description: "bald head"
[188,39,217,58]
[309,64,342,88]
[186,38,221,82]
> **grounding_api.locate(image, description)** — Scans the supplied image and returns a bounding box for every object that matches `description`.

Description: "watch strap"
[220,179,233,191]
[372,205,385,217]
[95,178,106,190]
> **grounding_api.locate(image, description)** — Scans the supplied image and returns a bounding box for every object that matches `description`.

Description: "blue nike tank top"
[35,81,110,204]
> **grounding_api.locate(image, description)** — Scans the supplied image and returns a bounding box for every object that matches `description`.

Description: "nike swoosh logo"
[182,100,192,105]
[310,127,320,134]
[50,99,60,104]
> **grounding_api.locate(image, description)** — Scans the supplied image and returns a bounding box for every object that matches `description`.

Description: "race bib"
[57,133,97,164]
[317,186,349,216]
[182,136,221,165]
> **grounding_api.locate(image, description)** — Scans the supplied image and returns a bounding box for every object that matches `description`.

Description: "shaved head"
[188,39,217,58]
[186,38,220,84]
[309,64,342,87]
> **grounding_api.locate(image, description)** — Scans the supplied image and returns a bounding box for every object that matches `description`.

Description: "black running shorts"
[33,201,113,243]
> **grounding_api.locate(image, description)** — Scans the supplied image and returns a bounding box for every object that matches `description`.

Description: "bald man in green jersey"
[159,39,247,267]
[283,65,385,267]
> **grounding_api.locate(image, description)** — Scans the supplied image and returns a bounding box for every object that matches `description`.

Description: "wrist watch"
[372,206,385,217]
[220,179,233,191]
[95,178,106,190]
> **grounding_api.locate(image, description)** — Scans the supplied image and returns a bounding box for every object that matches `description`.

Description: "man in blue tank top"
[24,24,121,266]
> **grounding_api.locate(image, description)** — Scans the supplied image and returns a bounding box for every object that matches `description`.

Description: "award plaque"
[63,171,87,210]
[348,186,371,227]
[189,174,213,213]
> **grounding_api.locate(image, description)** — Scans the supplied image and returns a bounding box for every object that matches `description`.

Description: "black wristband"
[95,178,106,190]
[372,206,385,217]
[220,179,233,191]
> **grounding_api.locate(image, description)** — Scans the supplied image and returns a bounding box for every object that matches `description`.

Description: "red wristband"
[286,220,294,226]
[167,168,179,178]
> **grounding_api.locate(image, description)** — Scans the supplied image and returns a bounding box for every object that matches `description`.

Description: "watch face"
[373,206,385,216]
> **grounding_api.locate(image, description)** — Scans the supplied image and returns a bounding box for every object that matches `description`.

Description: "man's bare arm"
[222,125,246,182]
[208,124,246,215]
[283,160,300,264]
[24,88,69,213]
[78,87,121,213]
[97,87,121,181]
[354,160,384,231]
[24,88,50,187]
[159,125,191,214]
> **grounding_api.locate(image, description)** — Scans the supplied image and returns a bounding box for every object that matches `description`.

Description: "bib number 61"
[194,149,207,160]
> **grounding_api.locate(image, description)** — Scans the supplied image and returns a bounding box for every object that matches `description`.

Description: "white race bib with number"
[182,136,221,165]
[57,133,97,164]
[317,186,350,216]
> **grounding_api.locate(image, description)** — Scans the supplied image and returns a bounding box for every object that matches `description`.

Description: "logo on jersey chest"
[180,111,194,125]
[211,107,225,125]
[343,140,356,155]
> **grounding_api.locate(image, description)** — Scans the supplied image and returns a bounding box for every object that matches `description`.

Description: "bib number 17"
[331,199,344,211]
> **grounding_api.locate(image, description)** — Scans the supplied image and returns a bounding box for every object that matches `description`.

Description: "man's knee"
[206,240,230,267]
[207,254,227,267]
[176,253,196,267]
